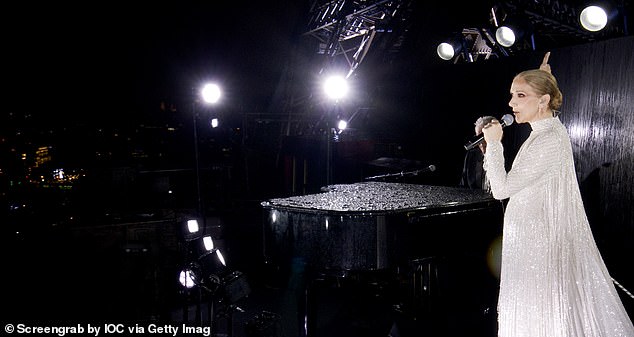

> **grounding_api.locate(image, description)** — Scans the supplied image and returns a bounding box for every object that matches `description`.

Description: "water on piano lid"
[261,182,503,272]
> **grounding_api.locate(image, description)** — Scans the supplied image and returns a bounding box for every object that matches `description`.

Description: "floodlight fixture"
[216,249,227,267]
[495,26,516,47]
[198,248,229,282]
[179,265,201,289]
[193,82,223,222]
[189,235,215,259]
[437,42,457,60]
[203,235,214,251]
[580,5,609,31]
[201,83,221,104]
[436,34,469,61]
[182,218,204,242]
[323,75,349,100]
[179,248,228,290]
[187,219,200,234]
[210,118,219,128]
[337,119,348,131]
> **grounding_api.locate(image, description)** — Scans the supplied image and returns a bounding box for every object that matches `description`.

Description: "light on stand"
[179,233,235,331]
[179,264,201,289]
[210,118,219,128]
[192,82,222,225]
[182,237,229,288]
[337,120,348,132]
[182,219,203,242]
[187,219,200,234]
[215,250,227,267]
[202,83,221,104]
[203,235,214,251]
[323,75,349,100]
[199,249,228,279]
[179,271,196,288]
[322,74,349,185]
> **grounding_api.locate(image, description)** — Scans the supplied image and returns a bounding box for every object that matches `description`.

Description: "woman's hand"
[539,52,551,73]
[482,119,503,143]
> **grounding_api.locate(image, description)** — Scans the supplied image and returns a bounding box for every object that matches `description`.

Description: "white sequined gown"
[483,116,634,337]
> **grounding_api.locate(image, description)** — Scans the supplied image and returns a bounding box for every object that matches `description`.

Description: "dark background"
[1,0,633,334]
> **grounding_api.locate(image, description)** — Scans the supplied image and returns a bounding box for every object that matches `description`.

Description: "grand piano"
[261,182,504,337]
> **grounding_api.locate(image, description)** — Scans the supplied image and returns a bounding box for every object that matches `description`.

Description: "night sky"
[4,1,631,171]
[3,2,511,124]
[4,1,309,124]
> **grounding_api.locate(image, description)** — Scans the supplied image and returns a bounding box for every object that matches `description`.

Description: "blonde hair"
[515,69,563,110]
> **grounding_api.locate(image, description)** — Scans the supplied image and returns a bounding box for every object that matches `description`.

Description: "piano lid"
[261,182,495,215]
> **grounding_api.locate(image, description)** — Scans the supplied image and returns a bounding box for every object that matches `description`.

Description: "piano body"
[261,182,504,337]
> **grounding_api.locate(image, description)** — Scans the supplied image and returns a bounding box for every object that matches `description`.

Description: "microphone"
[364,164,436,181]
[464,114,514,151]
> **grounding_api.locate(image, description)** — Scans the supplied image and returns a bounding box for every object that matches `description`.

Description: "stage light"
[201,83,221,104]
[179,265,201,289]
[182,219,203,242]
[495,26,516,47]
[337,119,348,131]
[179,270,196,288]
[203,235,214,251]
[198,248,229,282]
[580,5,608,31]
[437,42,457,60]
[187,219,200,234]
[194,236,227,274]
[216,250,227,267]
[494,15,533,50]
[323,75,348,100]
[210,118,219,128]
[190,235,220,262]
[436,34,468,61]
[180,247,229,290]
[193,82,222,221]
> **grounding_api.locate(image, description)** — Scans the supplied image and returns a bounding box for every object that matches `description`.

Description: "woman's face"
[508,77,547,124]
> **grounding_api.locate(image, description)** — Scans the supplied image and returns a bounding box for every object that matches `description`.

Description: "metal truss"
[304,0,413,76]
[441,0,629,63]
[491,0,629,51]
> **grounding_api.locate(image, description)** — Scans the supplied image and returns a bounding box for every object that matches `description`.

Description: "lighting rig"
[304,0,415,77]
[178,218,250,336]
[436,0,630,62]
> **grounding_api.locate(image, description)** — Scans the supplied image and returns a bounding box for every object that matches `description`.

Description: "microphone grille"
[501,114,514,126]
